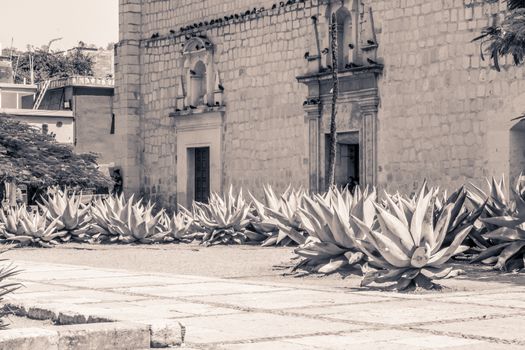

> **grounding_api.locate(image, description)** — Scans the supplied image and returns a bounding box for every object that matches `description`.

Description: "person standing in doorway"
[111,169,123,196]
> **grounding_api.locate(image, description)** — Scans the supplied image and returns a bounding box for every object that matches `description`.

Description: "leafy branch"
[474,1,525,70]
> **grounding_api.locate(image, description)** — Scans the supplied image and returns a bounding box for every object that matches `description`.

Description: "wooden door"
[194,147,210,203]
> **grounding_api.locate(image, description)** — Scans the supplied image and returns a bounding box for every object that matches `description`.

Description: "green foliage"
[0,116,111,189]
[14,47,94,84]
[475,2,525,70]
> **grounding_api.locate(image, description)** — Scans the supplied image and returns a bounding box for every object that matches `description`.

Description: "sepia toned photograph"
[0,0,524,349]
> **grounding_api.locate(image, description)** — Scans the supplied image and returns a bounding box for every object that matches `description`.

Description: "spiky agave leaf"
[38,188,92,242]
[353,184,469,291]
[470,174,525,271]
[0,205,66,248]
[252,185,308,246]
[293,186,375,275]
[194,186,260,246]
[157,211,194,243]
[91,194,166,244]
[0,248,22,329]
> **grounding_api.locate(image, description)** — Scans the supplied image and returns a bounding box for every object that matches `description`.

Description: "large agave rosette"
[38,188,92,242]
[353,186,471,290]
[193,187,258,245]
[0,205,65,248]
[293,186,375,275]
[471,175,525,271]
[91,194,165,244]
[249,185,308,247]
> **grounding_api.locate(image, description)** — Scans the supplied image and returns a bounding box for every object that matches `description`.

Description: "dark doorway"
[338,143,359,188]
[194,147,210,203]
[325,132,360,190]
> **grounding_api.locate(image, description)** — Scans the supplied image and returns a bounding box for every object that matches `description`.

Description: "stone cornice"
[139,0,322,48]
[296,64,383,84]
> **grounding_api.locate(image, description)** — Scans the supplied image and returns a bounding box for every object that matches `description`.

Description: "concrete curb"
[0,322,150,350]
[2,303,185,349]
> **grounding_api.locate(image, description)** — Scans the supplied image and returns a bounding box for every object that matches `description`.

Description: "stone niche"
[170,36,225,207]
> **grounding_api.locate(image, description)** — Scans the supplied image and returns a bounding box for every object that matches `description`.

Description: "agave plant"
[353,185,471,290]
[249,185,309,246]
[434,186,486,250]
[470,175,525,271]
[388,185,484,253]
[38,188,92,243]
[293,186,376,275]
[0,249,21,329]
[91,194,166,244]
[192,187,261,246]
[157,211,194,243]
[0,205,65,248]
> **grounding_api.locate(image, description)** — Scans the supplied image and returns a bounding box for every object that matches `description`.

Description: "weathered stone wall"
[372,0,525,194]
[73,87,118,165]
[116,0,525,205]
[138,0,322,206]
[115,0,143,195]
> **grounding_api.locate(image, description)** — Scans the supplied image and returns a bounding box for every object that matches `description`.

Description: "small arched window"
[335,7,352,70]
[190,61,207,106]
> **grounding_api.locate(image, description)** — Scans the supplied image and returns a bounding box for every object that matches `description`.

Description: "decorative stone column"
[115,0,143,194]
[359,96,379,187]
[304,103,322,193]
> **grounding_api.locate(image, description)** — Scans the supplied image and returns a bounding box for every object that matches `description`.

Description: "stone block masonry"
[372,0,525,194]
[116,0,525,207]
[128,0,320,206]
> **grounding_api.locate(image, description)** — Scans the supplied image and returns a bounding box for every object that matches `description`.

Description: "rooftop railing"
[46,76,114,89]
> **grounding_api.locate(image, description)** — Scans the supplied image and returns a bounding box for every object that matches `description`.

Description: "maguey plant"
[471,175,525,271]
[192,187,257,245]
[91,194,165,244]
[38,188,92,243]
[157,211,194,243]
[434,186,486,251]
[353,184,472,290]
[250,185,309,246]
[0,205,64,248]
[0,248,21,329]
[293,186,376,275]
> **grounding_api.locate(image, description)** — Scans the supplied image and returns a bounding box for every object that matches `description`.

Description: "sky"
[0,0,118,52]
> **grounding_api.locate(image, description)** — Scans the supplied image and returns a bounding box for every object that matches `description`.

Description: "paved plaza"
[2,255,524,349]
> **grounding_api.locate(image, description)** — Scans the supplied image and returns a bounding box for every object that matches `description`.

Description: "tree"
[327,13,339,189]
[0,116,111,191]
[13,46,94,84]
[474,1,525,70]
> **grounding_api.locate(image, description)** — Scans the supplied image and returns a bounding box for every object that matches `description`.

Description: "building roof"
[0,108,73,118]
[0,82,37,92]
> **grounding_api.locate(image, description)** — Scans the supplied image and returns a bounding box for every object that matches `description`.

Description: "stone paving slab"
[176,312,362,344]
[184,288,391,311]
[286,299,523,326]
[112,281,291,298]
[3,260,525,349]
[436,292,525,309]
[418,315,525,344]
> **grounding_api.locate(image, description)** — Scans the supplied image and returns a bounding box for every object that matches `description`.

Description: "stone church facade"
[115,0,525,208]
